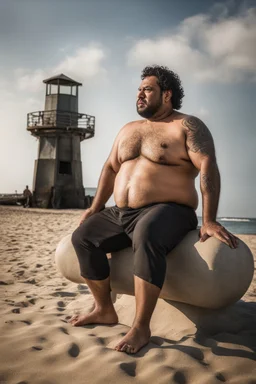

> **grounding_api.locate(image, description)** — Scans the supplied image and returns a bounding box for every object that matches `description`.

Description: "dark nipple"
[161,143,168,148]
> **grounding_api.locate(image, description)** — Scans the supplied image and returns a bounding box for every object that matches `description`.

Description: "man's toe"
[69,316,79,325]
[125,345,134,354]
[115,341,124,351]
[120,343,129,352]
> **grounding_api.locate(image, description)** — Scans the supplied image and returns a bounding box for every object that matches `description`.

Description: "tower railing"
[27,110,95,131]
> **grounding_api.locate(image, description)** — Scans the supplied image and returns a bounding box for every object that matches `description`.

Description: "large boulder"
[54,230,254,309]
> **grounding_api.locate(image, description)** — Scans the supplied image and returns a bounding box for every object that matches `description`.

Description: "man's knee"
[71,228,80,249]
[71,222,90,249]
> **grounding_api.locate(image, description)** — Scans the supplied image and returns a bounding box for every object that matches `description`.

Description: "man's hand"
[79,208,96,225]
[199,221,239,249]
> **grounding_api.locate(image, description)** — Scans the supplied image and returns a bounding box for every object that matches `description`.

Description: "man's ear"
[164,90,172,103]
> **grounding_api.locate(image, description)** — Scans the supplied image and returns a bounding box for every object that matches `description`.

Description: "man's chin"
[137,108,153,118]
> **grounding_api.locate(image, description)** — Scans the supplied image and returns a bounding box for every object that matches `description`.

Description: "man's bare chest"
[118,126,188,165]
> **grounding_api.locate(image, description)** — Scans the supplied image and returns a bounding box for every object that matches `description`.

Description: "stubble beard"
[136,98,163,119]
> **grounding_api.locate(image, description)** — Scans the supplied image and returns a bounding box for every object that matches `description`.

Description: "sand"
[0,205,255,384]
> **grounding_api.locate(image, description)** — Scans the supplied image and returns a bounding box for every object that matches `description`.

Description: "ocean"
[197,217,256,235]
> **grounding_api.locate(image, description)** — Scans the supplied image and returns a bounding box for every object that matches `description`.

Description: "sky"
[0,0,255,217]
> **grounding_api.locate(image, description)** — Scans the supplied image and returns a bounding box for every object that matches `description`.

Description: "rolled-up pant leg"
[130,203,198,289]
[71,207,131,280]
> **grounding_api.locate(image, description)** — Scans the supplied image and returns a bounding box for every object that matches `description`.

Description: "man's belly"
[114,157,199,209]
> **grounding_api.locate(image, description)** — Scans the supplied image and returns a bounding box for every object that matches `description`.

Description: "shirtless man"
[70,65,238,354]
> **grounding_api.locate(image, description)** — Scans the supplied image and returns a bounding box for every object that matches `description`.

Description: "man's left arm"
[182,115,238,249]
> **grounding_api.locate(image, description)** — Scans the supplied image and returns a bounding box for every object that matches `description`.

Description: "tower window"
[60,85,71,95]
[59,161,72,175]
[71,86,77,96]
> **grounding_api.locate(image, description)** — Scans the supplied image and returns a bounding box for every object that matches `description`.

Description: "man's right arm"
[89,161,118,213]
[82,126,125,220]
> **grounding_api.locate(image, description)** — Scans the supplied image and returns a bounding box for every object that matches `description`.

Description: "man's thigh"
[77,206,132,252]
[131,203,197,251]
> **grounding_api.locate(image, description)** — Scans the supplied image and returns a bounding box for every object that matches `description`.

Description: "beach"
[0,205,255,384]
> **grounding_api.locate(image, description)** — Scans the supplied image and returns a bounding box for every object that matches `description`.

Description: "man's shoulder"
[119,119,144,132]
[123,119,145,127]
[176,112,200,122]
[177,113,208,133]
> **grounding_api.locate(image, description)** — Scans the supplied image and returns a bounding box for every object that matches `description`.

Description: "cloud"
[16,44,107,92]
[16,69,47,92]
[54,45,107,80]
[127,7,256,84]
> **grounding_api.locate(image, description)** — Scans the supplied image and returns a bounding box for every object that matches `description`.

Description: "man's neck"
[147,108,174,122]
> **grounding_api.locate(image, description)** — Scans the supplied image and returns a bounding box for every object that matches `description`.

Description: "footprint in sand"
[12,308,20,314]
[173,371,187,384]
[215,372,226,382]
[119,362,137,377]
[59,326,69,335]
[97,337,107,346]
[57,301,66,308]
[68,343,80,358]
[77,284,88,292]
[19,320,32,325]
[15,301,29,308]
[24,278,36,284]
[32,346,43,351]
[51,291,77,298]
[57,307,65,312]
[16,270,25,276]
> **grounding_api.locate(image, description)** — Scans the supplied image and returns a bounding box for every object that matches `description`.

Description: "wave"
[219,218,251,222]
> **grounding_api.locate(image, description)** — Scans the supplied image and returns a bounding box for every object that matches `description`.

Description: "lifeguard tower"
[27,74,95,208]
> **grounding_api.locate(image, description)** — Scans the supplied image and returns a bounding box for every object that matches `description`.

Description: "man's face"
[136,76,163,118]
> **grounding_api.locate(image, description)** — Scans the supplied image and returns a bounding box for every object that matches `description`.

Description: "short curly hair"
[141,65,184,110]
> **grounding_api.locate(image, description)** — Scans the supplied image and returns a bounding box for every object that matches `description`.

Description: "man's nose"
[137,89,145,99]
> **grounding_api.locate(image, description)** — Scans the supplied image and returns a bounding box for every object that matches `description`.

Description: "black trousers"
[71,202,198,289]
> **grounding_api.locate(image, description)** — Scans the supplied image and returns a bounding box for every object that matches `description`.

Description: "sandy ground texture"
[0,205,255,384]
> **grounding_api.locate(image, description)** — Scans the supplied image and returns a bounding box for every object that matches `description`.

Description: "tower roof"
[43,74,82,86]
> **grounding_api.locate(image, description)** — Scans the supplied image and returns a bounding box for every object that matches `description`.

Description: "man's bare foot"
[69,305,118,326]
[115,325,151,354]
